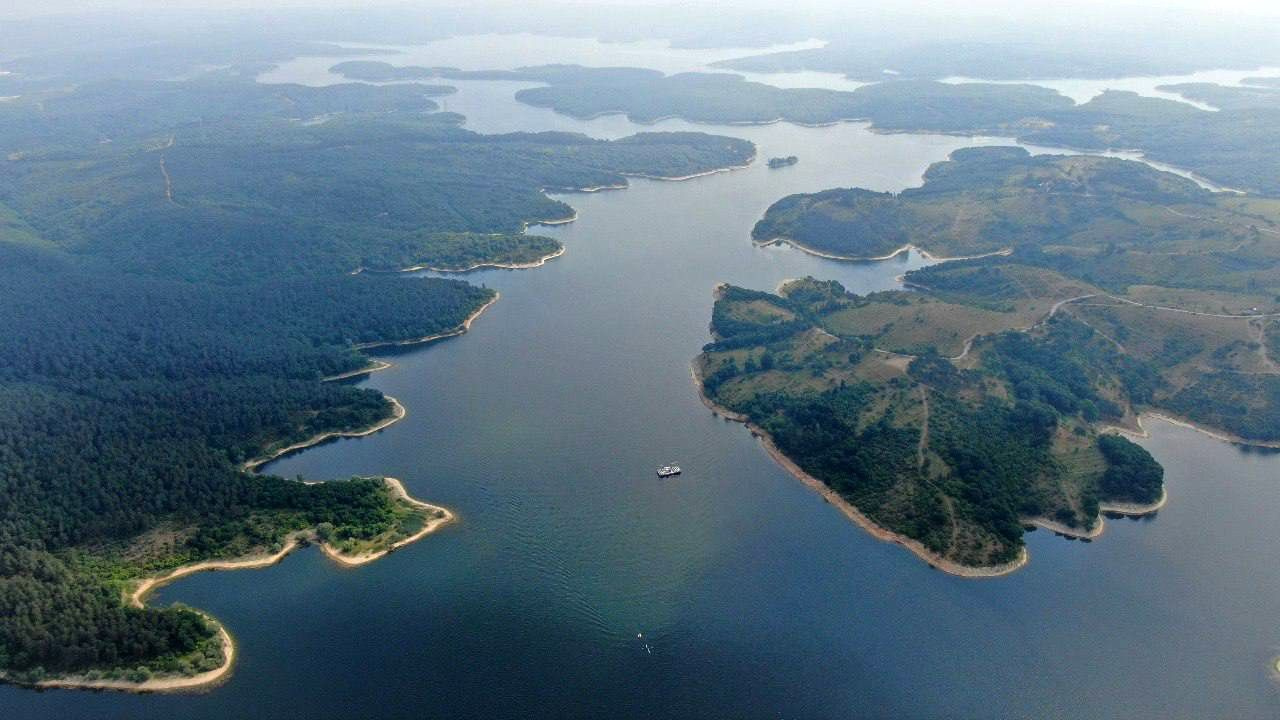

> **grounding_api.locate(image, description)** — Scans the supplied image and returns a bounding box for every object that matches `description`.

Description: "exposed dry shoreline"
[1026,487,1169,542]
[322,358,393,382]
[1116,411,1280,450]
[239,395,407,473]
[400,244,567,274]
[690,362,1029,578]
[355,292,500,350]
[319,477,455,567]
[756,236,1014,263]
[350,243,566,276]
[19,621,237,694]
[622,156,756,182]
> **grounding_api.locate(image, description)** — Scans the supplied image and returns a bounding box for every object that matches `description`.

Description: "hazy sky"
[7,0,1280,17]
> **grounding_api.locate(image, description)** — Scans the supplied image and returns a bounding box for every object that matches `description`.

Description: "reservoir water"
[6,36,1280,719]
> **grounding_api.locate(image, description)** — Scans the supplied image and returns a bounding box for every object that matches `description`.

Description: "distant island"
[767,155,799,169]
[326,60,1280,194]
[431,63,1279,196]
[699,147,1280,573]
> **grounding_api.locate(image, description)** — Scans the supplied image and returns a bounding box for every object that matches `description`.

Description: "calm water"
[7,37,1280,719]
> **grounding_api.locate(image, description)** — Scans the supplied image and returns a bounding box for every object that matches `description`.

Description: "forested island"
[768,156,799,169]
[699,147,1280,572]
[0,67,755,689]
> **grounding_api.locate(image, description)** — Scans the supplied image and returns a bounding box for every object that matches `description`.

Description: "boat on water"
[656,464,682,478]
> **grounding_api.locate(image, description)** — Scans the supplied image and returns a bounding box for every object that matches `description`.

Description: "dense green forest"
[0,76,753,281]
[336,60,1280,196]
[0,64,756,684]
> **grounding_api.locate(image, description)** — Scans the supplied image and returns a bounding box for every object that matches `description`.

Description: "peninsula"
[699,148,1280,572]
[0,66,759,689]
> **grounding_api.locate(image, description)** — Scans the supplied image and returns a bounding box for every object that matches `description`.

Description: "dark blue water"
[6,38,1280,719]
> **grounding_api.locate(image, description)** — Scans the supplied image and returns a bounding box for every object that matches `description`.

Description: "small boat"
[657,464,682,478]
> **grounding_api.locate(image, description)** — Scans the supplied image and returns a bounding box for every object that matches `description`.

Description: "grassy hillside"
[698,277,1165,568]
[703,149,1280,569]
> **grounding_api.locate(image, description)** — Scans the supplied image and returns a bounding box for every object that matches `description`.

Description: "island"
[698,147,1280,573]
[335,60,1279,196]
[0,69,757,689]
[767,155,799,169]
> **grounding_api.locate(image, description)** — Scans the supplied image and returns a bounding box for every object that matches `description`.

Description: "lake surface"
[7,36,1280,720]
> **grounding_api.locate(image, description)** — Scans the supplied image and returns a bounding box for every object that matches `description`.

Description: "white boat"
[656,464,682,477]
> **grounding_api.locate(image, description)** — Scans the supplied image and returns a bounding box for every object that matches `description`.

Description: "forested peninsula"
[698,148,1280,573]
[334,60,1280,197]
[0,68,754,689]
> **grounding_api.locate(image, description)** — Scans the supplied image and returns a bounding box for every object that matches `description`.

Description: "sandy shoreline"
[756,236,1013,263]
[525,211,578,228]
[239,394,407,473]
[354,292,500,350]
[690,362,1028,578]
[322,358,393,382]
[622,156,756,183]
[18,621,237,694]
[400,244,566,274]
[350,243,566,275]
[1127,412,1280,449]
[319,477,455,567]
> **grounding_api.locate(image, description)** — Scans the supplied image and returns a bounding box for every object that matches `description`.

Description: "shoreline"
[1026,486,1168,541]
[239,395,407,473]
[690,361,1029,578]
[319,477,455,567]
[622,156,756,183]
[16,620,237,694]
[322,358,393,382]
[399,244,566,274]
[350,243,566,276]
[525,211,578,228]
[755,237,1013,263]
[354,292,500,350]
[1106,411,1280,450]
